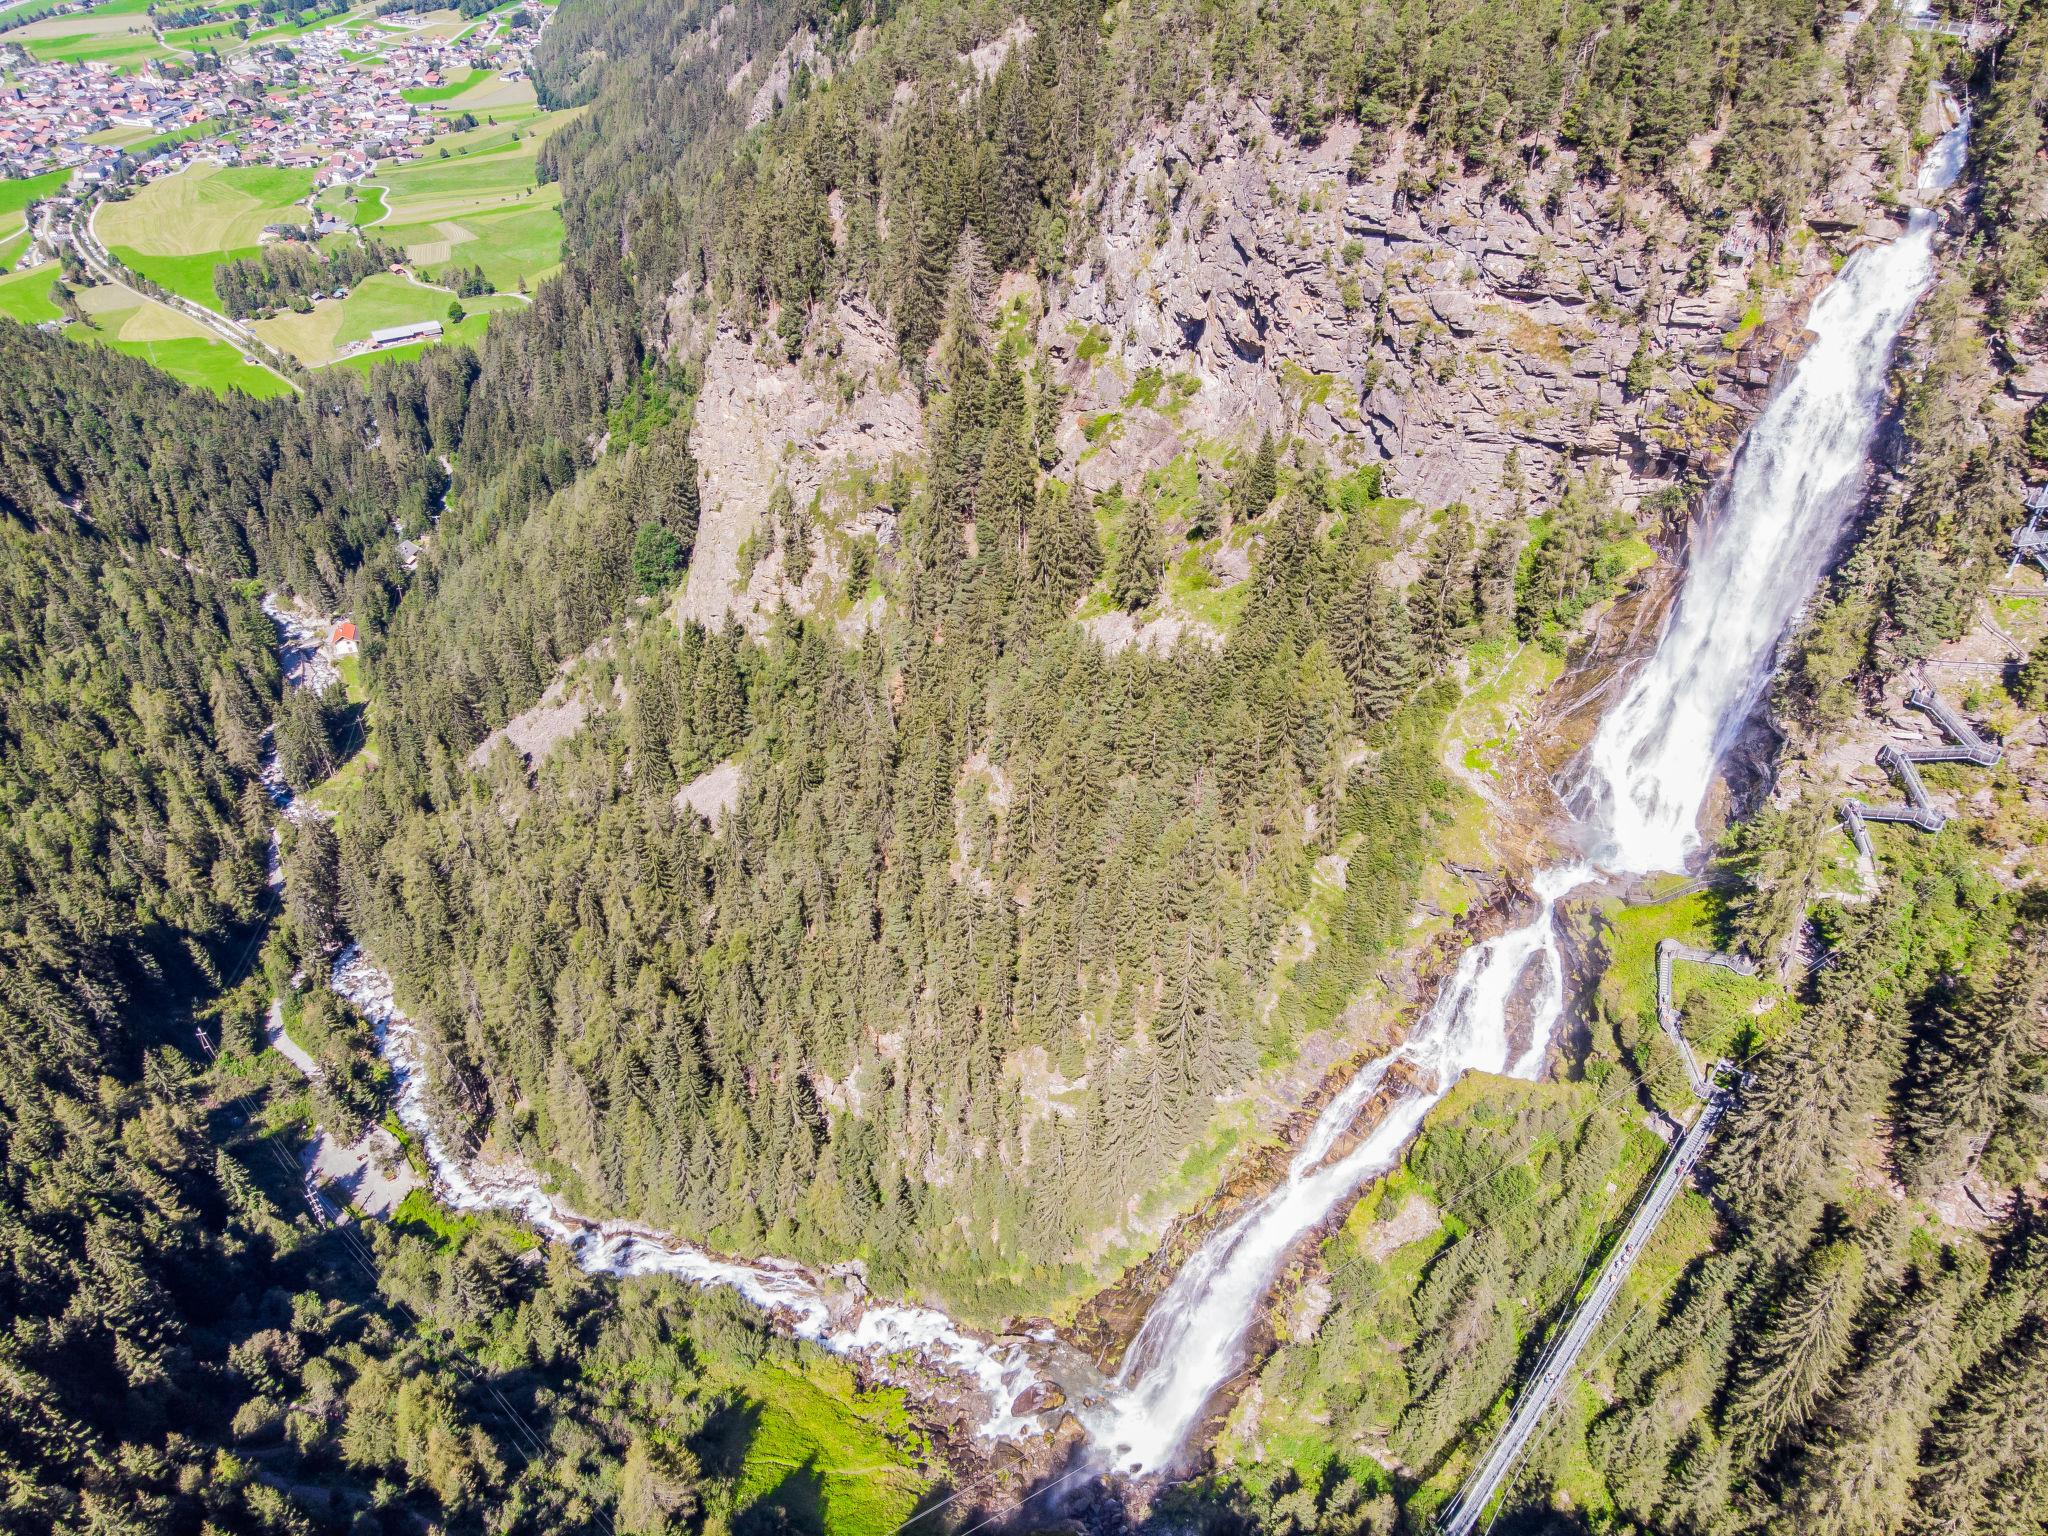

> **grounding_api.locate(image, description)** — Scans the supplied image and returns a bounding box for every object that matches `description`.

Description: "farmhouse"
[368,320,442,347]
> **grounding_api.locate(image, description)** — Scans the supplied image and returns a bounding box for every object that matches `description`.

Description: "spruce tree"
[1410,508,1475,667]
[1473,523,1520,641]
[1895,913,2048,1192]
[1330,569,1417,724]
[1111,493,1163,612]
[1235,430,1280,522]
[1724,1239,1867,1458]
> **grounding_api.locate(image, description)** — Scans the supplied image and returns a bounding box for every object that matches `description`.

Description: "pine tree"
[1723,1239,1867,1458]
[978,346,1035,592]
[1907,1319,2048,1536]
[1111,493,1163,612]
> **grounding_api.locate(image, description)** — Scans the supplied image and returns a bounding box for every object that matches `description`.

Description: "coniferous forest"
[2,0,2046,1533]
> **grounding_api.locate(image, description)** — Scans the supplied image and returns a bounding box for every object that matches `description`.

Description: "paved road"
[1438,1089,1730,1536]
[70,201,301,390]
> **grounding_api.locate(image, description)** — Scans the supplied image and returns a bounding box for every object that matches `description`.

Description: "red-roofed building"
[330,621,358,656]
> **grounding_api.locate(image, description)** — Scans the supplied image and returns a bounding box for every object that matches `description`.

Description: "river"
[295,108,1969,1490]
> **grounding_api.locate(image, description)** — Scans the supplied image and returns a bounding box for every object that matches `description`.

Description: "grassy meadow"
[98,162,317,308]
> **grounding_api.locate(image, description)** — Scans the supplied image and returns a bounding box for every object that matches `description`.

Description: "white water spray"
[1084,112,1969,1476]
[328,948,1057,1439]
[1086,863,1584,1472]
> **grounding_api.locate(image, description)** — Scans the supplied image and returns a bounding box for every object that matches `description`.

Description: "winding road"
[69,199,301,391]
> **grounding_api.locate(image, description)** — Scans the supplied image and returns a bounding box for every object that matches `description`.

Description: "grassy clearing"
[251,273,515,365]
[327,306,494,371]
[0,169,70,220]
[1592,889,1789,1114]
[55,277,295,396]
[306,652,384,816]
[401,65,492,103]
[1445,638,1563,788]
[0,262,63,325]
[100,163,316,258]
[697,1348,930,1536]
[382,197,561,287]
[100,162,315,307]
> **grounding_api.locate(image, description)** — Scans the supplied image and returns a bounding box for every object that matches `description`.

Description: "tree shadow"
[733,1456,827,1536]
[689,1394,762,1485]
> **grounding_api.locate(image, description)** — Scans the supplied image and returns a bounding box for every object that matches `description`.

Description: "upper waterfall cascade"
[326,112,1969,1482]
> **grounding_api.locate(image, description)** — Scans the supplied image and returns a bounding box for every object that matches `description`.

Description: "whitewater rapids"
[1083,111,1968,1476]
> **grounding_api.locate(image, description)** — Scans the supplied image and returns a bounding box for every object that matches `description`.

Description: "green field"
[328,306,501,372]
[0,263,64,325]
[0,170,72,219]
[704,1354,930,1536]
[251,272,518,365]
[244,5,355,45]
[98,162,316,308]
[315,183,387,226]
[163,17,240,48]
[28,274,297,396]
[12,0,169,69]
[365,106,569,288]
[401,66,491,103]
[379,197,560,289]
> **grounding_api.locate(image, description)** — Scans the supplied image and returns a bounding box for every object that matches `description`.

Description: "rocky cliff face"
[673,294,920,637]
[1038,83,1919,519]
[673,31,1925,635]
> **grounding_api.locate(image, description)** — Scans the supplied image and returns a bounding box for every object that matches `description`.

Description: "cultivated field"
[0,168,68,255]
[10,0,167,69]
[365,97,574,289]
[250,272,522,365]
[1,262,293,396]
[6,0,564,385]
[97,163,318,307]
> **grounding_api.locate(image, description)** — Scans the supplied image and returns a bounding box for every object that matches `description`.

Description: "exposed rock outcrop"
[675,296,920,636]
[1038,89,1914,515]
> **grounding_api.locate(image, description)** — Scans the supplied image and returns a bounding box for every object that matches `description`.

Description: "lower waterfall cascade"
[1079,103,1969,1476]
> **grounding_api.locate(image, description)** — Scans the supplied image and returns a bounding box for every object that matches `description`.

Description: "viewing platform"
[2016,494,2048,578]
[1655,940,1755,1102]
[1903,685,2002,767]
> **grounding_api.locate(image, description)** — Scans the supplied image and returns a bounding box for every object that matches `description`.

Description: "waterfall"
[301,104,1971,1487]
[1083,112,1969,1477]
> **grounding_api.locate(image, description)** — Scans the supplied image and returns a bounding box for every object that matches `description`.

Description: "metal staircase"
[1839,682,2005,856]
[1656,940,1756,1102]
[1904,685,2003,767]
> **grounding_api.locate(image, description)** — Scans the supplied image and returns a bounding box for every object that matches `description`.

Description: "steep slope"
[325,0,1958,1329]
